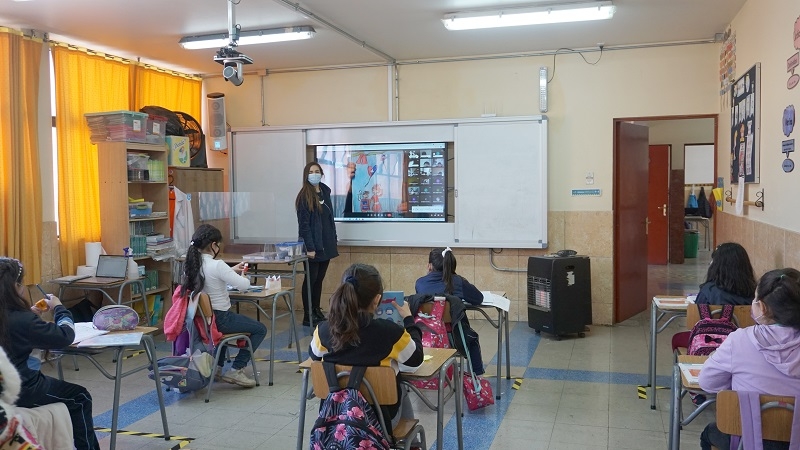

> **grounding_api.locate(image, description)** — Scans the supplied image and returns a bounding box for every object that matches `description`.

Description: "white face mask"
[751,298,766,324]
[307,173,322,186]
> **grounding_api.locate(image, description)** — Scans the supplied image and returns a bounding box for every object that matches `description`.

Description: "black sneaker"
[691,393,707,406]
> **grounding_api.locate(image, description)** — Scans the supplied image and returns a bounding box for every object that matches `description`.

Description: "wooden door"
[614,122,650,323]
[647,145,670,264]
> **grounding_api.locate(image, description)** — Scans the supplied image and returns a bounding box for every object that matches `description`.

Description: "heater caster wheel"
[555,335,562,341]
[534,329,541,334]
[578,332,586,338]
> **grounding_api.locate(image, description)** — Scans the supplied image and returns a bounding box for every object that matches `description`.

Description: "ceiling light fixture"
[442,1,616,31]
[179,26,315,50]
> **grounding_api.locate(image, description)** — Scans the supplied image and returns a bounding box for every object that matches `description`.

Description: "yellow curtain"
[0,29,44,283]
[133,65,202,123]
[52,46,131,275]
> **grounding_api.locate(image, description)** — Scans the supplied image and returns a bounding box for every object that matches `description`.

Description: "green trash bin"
[684,230,699,258]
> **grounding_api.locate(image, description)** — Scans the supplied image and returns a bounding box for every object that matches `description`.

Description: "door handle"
[644,217,651,235]
[657,203,667,217]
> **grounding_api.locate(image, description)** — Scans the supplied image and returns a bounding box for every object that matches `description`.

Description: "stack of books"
[147,236,176,261]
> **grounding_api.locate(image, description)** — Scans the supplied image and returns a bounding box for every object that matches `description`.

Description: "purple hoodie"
[699,324,800,395]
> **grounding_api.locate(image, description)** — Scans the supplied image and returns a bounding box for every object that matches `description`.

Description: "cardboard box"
[166,136,190,167]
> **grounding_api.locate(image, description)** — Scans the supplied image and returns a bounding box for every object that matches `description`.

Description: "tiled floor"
[41,250,714,449]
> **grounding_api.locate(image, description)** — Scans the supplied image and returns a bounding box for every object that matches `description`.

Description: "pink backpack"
[687,304,738,356]
[410,298,451,389]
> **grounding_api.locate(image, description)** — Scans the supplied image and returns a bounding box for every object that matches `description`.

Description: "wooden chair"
[714,390,797,449]
[309,361,426,450]
[196,292,260,403]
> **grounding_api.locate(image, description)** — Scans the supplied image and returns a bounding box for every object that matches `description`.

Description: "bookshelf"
[96,141,172,327]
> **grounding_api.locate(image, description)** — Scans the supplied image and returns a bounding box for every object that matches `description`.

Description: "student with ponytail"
[179,224,266,388]
[415,247,483,306]
[699,268,800,450]
[309,263,423,424]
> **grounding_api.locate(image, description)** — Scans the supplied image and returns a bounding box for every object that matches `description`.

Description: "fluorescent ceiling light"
[442,1,615,30]
[180,26,315,50]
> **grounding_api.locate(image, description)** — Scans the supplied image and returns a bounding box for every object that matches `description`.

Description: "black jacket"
[7,305,75,394]
[296,182,339,261]
[695,281,752,306]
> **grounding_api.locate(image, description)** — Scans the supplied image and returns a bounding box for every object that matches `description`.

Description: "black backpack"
[309,363,390,450]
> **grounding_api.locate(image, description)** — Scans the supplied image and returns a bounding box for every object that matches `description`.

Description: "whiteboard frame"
[229,116,547,248]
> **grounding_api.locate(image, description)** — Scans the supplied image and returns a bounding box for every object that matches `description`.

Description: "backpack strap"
[322,361,368,392]
[698,303,712,320]
[720,304,735,322]
[737,391,763,450]
[790,396,800,450]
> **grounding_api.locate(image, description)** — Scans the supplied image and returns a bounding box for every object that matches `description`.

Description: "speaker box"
[207,93,227,151]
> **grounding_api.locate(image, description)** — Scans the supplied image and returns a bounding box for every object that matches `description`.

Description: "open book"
[678,363,704,385]
[72,322,109,344]
[76,332,143,348]
[480,291,510,311]
[653,295,690,309]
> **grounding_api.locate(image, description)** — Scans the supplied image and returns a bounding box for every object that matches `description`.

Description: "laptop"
[79,255,129,284]
[374,291,404,326]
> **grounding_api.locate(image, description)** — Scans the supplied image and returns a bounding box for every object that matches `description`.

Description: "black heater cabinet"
[527,255,592,340]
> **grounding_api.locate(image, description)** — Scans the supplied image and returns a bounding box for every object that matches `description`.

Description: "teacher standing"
[296,162,339,327]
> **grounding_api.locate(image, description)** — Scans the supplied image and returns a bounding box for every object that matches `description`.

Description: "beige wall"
[716,0,800,234]
[200,43,721,324]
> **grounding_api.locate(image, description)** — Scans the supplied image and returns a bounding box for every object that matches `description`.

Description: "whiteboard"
[454,121,548,248]
[684,144,715,184]
[229,117,548,248]
[230,130,305,241]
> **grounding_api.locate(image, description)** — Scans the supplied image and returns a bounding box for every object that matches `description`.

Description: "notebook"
[78,255,129,284]
[374,291,404,326]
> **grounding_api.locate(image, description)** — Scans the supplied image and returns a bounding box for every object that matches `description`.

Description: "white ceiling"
[0,0,745,76]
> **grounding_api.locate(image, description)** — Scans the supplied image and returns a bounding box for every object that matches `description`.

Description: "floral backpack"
[309,363,389,450]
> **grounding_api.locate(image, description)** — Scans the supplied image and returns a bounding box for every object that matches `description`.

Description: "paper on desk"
[76,332,143,348]
[72,322,109,344]
[678,363,704,385]
[653,296,689,309]
[480,291,510,311]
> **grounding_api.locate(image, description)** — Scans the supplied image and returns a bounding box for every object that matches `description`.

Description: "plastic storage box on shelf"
[129,201,154,218]
[127,153,150,181]
[145,115,168,145]
[84,111,148,144]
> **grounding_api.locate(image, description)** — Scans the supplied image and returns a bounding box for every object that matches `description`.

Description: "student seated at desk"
[415,247,485,376]
[0,345,73,450]
[695,242,756,306]
[179,224,266,388]
[698,268,800,450]
[309,264,423,425]
[0,257,99,450]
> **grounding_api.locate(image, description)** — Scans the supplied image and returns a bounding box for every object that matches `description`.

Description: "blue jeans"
[213,309,267,370]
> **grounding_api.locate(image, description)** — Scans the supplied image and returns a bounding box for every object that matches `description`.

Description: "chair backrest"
[419,298,452,324]
[686,304,754,329]
[196,292,213,325]
[716,390,796,442]
[309,361,398,405]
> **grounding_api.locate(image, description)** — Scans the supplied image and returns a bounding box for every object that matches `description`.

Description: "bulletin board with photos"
[730,63,760,184]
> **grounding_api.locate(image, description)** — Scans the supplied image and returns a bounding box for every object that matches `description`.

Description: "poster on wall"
[730,63,761,184]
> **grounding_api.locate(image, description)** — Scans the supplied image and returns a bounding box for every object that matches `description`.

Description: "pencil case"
[93,304,139,331]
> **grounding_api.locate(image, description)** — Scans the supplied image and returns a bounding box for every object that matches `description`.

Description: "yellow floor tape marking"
[122,350,146,360]
[512,378,523,390]
[636,385,669,399]
[93,428,193,442]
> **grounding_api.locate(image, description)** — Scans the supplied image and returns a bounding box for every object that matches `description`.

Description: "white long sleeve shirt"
[201,254,249,311]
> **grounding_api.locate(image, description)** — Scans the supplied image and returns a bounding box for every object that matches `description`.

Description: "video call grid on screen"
[316,142,447,223]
